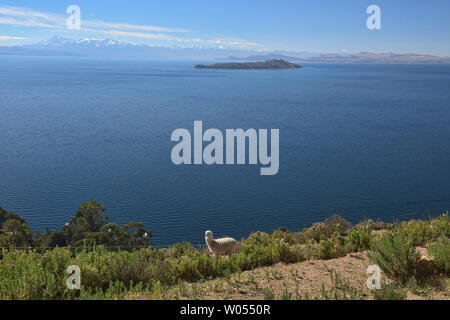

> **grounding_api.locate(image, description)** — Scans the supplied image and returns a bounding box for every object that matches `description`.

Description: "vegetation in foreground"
[0,202,448,300]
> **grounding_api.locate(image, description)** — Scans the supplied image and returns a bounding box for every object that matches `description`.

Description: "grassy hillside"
[0,203,448,300]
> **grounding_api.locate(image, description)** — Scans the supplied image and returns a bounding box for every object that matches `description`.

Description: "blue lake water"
[0,56,449,247]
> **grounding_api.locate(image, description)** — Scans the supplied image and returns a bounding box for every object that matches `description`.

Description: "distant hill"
[303,52,450,64]
[223,54,304,62]
[195,59,303,70]
[223,52,450,64]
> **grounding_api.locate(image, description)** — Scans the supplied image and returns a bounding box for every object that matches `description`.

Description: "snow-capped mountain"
[11,35,257,59]
[25,35,139,50]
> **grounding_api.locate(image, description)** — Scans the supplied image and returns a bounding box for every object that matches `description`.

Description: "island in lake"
[195,59,303,70]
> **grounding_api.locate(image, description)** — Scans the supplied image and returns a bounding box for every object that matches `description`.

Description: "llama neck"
[206,237,216,248]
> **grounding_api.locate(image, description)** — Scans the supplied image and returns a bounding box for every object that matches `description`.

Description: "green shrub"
[234,245,273,270]
[275,241,304,263]
[176,255,203,281]
[368,232,420,284]
[397,220,433,246]
[166,242,197,259]
[347,226,373,251]
[429,236,449,274]
[395,213,448,246]
[355,219,393,231]
[431,212,449,238]
[0,246,177,300]
[76,247,175,291]
[0,207,33,248]
[372,282,407,300]
[271,227,295,245]
[317,234,346,260]
[271,240,297,263]
[244,231,272,246]
[300,215,351,243]
[0,247,73,300]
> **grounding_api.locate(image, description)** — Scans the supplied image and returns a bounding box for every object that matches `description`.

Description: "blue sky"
[1,0,449,55]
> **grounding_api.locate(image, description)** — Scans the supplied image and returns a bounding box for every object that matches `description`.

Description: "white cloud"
[0,7,64,22]
[83,28,178,41]
[0,35,29,40]
[83,20,187,33]
[0,16,61,29]
[0,6,261,49]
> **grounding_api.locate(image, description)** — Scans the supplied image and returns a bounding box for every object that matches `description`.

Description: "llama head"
[205,230,213,241]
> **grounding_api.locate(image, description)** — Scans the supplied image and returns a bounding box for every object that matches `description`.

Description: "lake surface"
[0,56,449,247]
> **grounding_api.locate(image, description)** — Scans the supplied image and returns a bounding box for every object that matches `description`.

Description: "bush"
[298,215,351,243]
[355,219,393,231]
[0,207,33,248]
[0,247,73,300]
[368,232,420,284]
[271,240,302,264]
[166,242,197,259]
[372,282,407,300]
[234,245,273,269]
[397,220,433,246]
[317,233,346,260]
[271,227,295,245]
[431,212,449,238]
[429,236,449,274]
[395,213,448,246]
[347,226,373,251]
[244,231,272,246]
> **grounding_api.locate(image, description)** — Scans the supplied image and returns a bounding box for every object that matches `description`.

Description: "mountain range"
[0,36,257,60]
[1,36,449,63]
[225,52,450,64]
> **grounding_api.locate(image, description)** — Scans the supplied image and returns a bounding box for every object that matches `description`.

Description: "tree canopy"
[0,201,151,250]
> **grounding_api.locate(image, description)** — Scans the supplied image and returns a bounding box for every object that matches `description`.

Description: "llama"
[204,230,238,257]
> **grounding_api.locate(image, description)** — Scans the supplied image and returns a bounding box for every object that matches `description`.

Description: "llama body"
[205,230,238,257]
